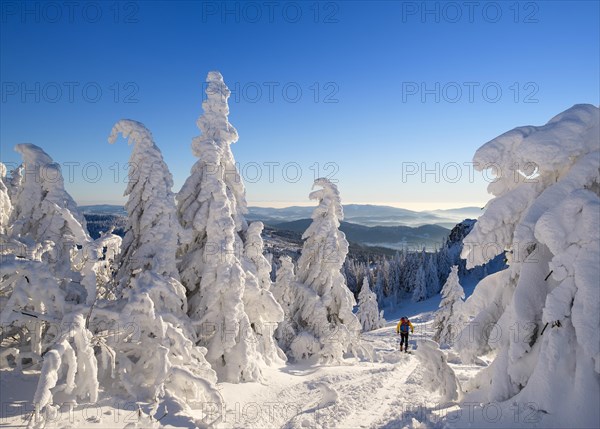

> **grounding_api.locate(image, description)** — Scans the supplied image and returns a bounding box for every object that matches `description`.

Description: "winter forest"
[0,71,598,429]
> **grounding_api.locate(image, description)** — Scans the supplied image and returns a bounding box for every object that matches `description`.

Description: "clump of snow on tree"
[0,162,12,235]
[356,275,385,331]
[415,339,462,403]
[71,231,122,305]
[459,104,599,428]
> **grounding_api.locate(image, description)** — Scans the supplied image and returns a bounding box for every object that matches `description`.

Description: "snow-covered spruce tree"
[436,244,452,287]
[271,255,301,352]
[425,252,440,296]
[411,264,427,302]
[0,162,12,235]
[242,221,285,365]
[356,275,385,332]
[373,271,385,306]
[1,146,91,369]
[432,265,465,346]
[8,144,90,277]
[458,105,599,428]
[177,72,281,382]
[109,120,182,288]
[342,258,359,295]
[388,254,402,305]
[273,276,333,361]
[293,178,361,362]
[106,120,220,413]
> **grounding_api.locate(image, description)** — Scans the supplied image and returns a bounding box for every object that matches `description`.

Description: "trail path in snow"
[332,357,419,428]
[217,318,440,429]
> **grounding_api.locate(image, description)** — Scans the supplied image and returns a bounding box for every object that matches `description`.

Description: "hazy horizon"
[77,199,485,212]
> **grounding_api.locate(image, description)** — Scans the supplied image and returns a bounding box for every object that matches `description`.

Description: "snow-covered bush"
[33,313,98,420]
[458,104,599,427]
[415,339,462,403]
[291,178,362,362]
[356,275,385,331]
[0,145,91,368]
[433,265,466,346]
[0,254,66,367]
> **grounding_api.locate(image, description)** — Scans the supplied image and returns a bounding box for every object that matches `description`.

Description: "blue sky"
[1,1,598,210]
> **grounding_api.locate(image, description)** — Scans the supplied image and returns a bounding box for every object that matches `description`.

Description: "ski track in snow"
[215,318,441,429]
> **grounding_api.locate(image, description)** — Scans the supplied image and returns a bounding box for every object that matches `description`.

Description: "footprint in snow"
[314,382,338,408]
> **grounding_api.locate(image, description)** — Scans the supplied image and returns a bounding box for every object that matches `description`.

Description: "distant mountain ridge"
[80,203,471,250]
[80,204,127,216]
[80,203,482,228]
[271,219,449,250]
[247,204,482,228]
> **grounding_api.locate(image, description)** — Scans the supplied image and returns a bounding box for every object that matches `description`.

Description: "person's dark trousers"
[400,333,409,351]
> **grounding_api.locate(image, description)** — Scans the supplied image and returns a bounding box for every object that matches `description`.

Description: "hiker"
[396,316,414,352]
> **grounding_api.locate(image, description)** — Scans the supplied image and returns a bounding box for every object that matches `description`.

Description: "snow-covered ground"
[0,275,586,429]
[0,282,489,429]
[0,310,439,429]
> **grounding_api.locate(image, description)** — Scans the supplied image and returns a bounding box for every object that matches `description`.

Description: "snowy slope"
[0,279,584,429]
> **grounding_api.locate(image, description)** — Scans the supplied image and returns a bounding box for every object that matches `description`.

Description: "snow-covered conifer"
[436,245,452,286]
[458,105,599,428]
[425,253,440,296]
[242,221,285,365]
[411,265,427,302]
[0,162,12,235]
[109,120,182,286]
[293,178,361,362]
[105,120,220,413]
[373,271,385,305]
[272,255,297,349]
[9,144,90,276]
[176,72,271,382]
[432,265,465,345]
[356,275,385,331]
[0,255,66,366]
[0,146,91,369]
